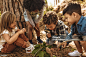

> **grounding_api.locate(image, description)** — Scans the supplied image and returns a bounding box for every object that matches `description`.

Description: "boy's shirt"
[45,20,68,40]
[24,6,44,27]
[66,16,86,41]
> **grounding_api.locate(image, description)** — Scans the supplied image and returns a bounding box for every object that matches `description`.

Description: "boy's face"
[64,13,76,25]
[46,23,56,30]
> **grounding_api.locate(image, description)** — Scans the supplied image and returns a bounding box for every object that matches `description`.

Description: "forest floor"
[0,21,86,57]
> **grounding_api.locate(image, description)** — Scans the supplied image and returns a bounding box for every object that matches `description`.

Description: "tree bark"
[1,0,27,30]
[1,0,28,37]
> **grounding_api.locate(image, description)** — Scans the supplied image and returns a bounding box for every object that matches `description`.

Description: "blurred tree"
[54,0,60,6]
[1,0,26,29]
[56,0,57,5]
[0,0,28,36]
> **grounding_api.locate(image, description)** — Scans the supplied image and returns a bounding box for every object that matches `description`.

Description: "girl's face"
[9,20,16,29]
[46,23,56,30]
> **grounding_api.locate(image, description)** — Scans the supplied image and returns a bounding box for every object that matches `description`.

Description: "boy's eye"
[65,17,68,21]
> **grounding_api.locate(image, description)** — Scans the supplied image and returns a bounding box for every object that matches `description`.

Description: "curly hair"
[43,11,58,25]
[23,0,45,12]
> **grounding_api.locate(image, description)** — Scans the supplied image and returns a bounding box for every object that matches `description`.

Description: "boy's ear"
[72,12,77,17]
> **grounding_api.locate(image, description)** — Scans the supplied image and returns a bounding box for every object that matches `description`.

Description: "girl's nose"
[15,22,16,25]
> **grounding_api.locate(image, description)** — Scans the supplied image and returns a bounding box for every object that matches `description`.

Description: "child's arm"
[35,6,44,23]
[25,10,35,27]
[2,28,26,44]
[44,25,52,39]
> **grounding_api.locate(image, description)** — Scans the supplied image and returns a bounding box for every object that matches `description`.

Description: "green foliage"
[44,52,50,57]
[36,51,44,57]
[32,42,52,57]
[32,48,41,54]
[45,0,47,4]
[53,55,56,57]
[72,49,76,51]
[46,6,53,11]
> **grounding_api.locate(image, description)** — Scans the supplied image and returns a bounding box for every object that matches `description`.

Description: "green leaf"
[47,45,52,48]
[53,55,56,57]
[36,51,44,57]
[44,52,50,57]
[42,47,46,51]
[35,44,41,48]
[32,48,40,54]
[43,42,46,47]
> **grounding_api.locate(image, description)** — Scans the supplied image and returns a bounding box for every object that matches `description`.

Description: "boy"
[23,0,45,44]
[43,11,68,45]
[63,3,86,56]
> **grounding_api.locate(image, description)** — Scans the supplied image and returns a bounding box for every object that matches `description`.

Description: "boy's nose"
[65,19,68,22]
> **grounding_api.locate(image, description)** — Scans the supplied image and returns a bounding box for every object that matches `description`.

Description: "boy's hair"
[43,11,58,25]
[23,0,45,12]
[63,3,81,15]
[0,11,16,33]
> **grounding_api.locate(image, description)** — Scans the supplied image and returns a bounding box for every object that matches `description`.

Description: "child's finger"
[22,28,26,32]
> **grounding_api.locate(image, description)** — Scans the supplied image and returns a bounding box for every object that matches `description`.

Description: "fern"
[32,42,51,57]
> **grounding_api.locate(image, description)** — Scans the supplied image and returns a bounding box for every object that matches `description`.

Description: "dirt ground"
[0,46,77,57]
[0,21,86,57]
[0,46,86,57]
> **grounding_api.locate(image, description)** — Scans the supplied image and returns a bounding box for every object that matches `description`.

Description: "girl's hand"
[22,28,26,32]
[18,28,26,34]
[17,29,20,31]
[47,33,51,38]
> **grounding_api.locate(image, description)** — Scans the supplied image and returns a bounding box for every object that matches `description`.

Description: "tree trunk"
[54,0,55,6]
[0,0,29,37]
[1,0,26,28]
[1,0,28,35]
[56,0,57,5]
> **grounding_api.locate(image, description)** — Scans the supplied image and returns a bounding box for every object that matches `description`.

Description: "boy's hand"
[47,33,51,38]
[62,42,67,48]
[46,47,52,57]
[18,28,26,34]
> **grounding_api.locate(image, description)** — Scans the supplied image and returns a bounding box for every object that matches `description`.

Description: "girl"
[0,11,34,53]
[23,0,45,44]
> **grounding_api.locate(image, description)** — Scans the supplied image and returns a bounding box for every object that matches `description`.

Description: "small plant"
[32,42,52,57]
